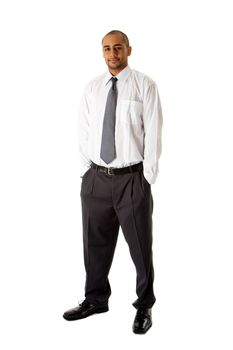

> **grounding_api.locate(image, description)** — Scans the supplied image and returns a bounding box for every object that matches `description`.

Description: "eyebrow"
[103,44,124,48]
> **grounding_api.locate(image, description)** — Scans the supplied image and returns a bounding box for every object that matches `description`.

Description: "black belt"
[91,161,143,175]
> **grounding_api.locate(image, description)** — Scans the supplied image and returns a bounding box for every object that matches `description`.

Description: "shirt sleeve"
[78,84,92,177]
[142,83,163,184]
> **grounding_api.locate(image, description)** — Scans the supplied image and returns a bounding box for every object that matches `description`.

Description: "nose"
[109,48,118,58]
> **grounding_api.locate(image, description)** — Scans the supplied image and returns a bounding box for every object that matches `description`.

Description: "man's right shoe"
[63,300,109,321]
[132,307,152,334]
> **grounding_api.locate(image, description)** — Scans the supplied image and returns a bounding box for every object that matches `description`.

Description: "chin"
[108,63,121,70]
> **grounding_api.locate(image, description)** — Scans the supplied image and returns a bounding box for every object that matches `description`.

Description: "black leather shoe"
[63,300,109,321]
[132,308,152,334]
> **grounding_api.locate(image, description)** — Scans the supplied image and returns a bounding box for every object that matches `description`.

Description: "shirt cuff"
[80,165,91,178]
[143,164,159,184]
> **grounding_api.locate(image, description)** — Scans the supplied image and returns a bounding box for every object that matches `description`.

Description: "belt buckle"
[107,167,114,175]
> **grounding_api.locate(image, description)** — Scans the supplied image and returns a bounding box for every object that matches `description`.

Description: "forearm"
[143,84,163,184]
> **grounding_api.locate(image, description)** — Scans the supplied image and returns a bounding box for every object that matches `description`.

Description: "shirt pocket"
[120,100,143,124]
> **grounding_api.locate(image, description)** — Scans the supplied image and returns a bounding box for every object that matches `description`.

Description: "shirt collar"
[104,65,131,85]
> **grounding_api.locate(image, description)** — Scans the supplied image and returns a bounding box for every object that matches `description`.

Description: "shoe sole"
[63,307,109,321]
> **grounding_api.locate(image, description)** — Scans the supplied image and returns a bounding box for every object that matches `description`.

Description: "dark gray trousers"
[80,166,156,309]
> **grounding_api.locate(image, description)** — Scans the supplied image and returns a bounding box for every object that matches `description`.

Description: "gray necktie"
[100,77,118,164]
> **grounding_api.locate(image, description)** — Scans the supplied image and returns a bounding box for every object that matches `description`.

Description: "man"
[63,30,163,334]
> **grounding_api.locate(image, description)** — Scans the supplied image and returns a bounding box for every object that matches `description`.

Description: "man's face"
[102,34,132,75]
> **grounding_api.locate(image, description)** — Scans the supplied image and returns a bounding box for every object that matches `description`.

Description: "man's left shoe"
[132,308,152,334]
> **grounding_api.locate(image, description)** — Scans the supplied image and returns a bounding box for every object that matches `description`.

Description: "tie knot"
[111,77,117,90]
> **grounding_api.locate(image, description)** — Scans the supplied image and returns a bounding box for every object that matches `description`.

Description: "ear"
[127,46,132,56]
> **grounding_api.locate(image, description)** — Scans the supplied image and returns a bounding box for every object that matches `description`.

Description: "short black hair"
[102,30,130,47]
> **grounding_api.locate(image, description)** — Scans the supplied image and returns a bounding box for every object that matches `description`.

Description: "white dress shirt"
[78,65,163,184]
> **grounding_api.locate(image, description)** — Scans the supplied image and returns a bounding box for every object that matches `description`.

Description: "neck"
[109,64,128,76]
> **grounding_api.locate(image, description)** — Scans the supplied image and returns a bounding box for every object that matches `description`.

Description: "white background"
[0,0,233,348]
